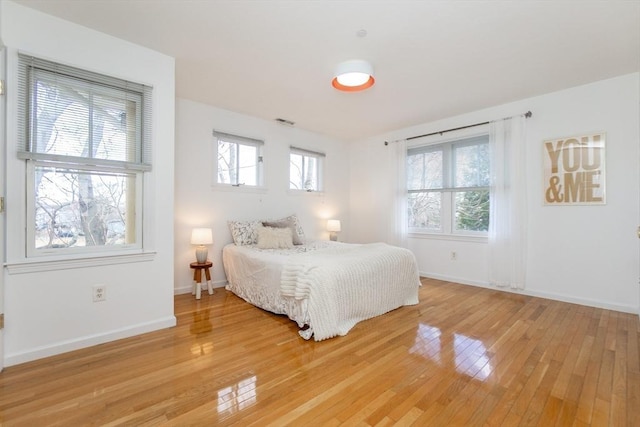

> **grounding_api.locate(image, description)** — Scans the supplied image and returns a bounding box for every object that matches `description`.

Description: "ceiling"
[13,0,640,142]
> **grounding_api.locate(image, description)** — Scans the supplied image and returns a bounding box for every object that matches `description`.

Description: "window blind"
[408,135,487,156]
[212,130,264,147]
[290,146,326,158]
[17,53,153,171]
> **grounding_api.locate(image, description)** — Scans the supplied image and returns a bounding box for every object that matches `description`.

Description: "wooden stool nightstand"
[190,261,214,299]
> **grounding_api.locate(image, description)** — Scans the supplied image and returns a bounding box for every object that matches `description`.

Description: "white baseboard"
[421,272,489,289]
[174,279,227,295]
[420,272,639,315]
[4,316,177,367]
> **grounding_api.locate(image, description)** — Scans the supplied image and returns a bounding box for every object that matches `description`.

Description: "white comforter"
[223,241,420,341]
[280,242,420,340]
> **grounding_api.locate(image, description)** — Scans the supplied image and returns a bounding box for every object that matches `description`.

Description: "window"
[407,135,489,235]
[214,131,264,187]
[17,54,151,256]
[289,146,324,192]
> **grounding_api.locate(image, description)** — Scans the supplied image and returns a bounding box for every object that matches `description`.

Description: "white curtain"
[488,116,527,289]
[388,140,408,248]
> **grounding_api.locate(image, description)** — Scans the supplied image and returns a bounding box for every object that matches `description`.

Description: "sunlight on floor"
[410,323,492,381]
[217,376,258,415]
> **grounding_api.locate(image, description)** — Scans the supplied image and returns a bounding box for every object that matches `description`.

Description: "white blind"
[290,146,326,158]
[408,135,487,156]
[212,130,264,147]
[17,53,153,171]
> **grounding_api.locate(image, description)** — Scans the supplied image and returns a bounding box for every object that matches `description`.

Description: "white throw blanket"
[280,243,420,341]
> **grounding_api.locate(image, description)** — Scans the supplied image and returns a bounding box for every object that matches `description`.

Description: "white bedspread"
[223,241,420,341]
[280,242,420,341]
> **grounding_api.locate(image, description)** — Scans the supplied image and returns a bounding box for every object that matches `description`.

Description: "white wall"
[1,1,176,365]
[174,98,350,292]
[350,73,640,314]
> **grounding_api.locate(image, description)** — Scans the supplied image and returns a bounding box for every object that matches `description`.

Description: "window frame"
[213,130,265,189]
[288,146,325,193]
[407,133,490,238]
[17,53,151,259]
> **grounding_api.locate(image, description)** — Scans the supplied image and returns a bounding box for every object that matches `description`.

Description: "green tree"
[456,190,489,231]
[454,142,489,232]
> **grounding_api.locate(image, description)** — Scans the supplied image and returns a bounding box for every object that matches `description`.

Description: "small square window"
[289,147,324,192]
[214,132,264,187]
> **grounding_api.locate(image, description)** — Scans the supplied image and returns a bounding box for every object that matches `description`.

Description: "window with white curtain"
[17,54,152,256]
[289,146,324,192]
[214,131,264,187]
[407,135,490,235]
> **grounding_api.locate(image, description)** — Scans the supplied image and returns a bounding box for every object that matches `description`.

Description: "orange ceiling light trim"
[332,60,375,92]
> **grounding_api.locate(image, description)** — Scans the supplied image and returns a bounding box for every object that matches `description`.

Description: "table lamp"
[327,219,341,241]
[191,228,213,263]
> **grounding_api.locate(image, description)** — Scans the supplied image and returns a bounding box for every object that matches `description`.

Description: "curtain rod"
[384,110,532,145]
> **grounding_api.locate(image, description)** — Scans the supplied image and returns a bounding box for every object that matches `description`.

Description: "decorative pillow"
[228,220,261,246]
[256,226,294,249]
[285,214,306,241]
[262,218,303,245]
[268,214,306,243]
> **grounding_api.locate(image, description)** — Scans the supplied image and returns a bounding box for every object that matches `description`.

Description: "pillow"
[265,214,306,244]
[256,226,294,249]
[285,214,306,241]
[262,218,303,245]
[228,220,261,246]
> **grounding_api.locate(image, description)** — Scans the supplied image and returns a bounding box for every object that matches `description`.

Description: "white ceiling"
[13,0,640,141]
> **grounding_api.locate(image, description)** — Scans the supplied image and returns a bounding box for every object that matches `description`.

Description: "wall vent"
[275,118,295,127]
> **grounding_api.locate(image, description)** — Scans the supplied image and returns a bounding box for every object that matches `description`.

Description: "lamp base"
[329,232,338,241]
[195,246,208,263]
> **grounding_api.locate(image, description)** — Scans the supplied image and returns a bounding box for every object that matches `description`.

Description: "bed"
[223,216,420,341]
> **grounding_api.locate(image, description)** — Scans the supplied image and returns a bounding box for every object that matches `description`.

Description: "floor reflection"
[217,376,257,415]
[190,307,214,356]
[190,307,212,335]
[409,323,442,363]
[190,341,213,356]
[410,323,492,381]
[454,333,492,381]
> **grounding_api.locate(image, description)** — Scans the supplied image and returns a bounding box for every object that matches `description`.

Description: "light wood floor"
[1,278,639,426]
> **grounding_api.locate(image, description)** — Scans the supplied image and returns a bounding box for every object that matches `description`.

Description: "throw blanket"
[280,243,420,341]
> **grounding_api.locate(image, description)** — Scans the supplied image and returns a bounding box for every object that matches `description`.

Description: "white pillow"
[264,214,306,244]
[262,218,303,245]
[256,226,294,249]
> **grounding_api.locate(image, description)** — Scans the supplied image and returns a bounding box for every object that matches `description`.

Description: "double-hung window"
[17,54,152,256]
[407,135,490,235]
[214,131,264,187]
[289,146,324,192]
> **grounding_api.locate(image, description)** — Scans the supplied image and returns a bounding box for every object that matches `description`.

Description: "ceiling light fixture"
[332,59,375,92]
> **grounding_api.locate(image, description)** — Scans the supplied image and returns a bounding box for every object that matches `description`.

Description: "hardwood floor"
[1,278,638,426]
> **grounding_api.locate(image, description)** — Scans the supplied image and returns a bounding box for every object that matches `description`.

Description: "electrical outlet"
[93,285,106,302]
[450,251,457,261]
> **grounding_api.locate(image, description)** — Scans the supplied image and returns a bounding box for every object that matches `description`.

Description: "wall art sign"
[543,133,605,205]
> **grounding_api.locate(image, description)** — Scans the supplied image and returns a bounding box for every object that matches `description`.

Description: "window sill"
[408,232,488,244]
[6,251,156,275]
[212,184,268,194]
[287,189,325,197]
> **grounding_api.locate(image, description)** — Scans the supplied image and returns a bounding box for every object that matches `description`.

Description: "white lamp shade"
[332,60,375,92]
[327,220,341,232]
[190,228,213,245]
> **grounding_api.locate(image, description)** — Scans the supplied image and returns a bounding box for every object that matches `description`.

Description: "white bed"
[222,240,420,341]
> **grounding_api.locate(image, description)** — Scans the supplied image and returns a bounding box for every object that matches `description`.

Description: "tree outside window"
[214,133,263,187]
[289,147,324,192]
